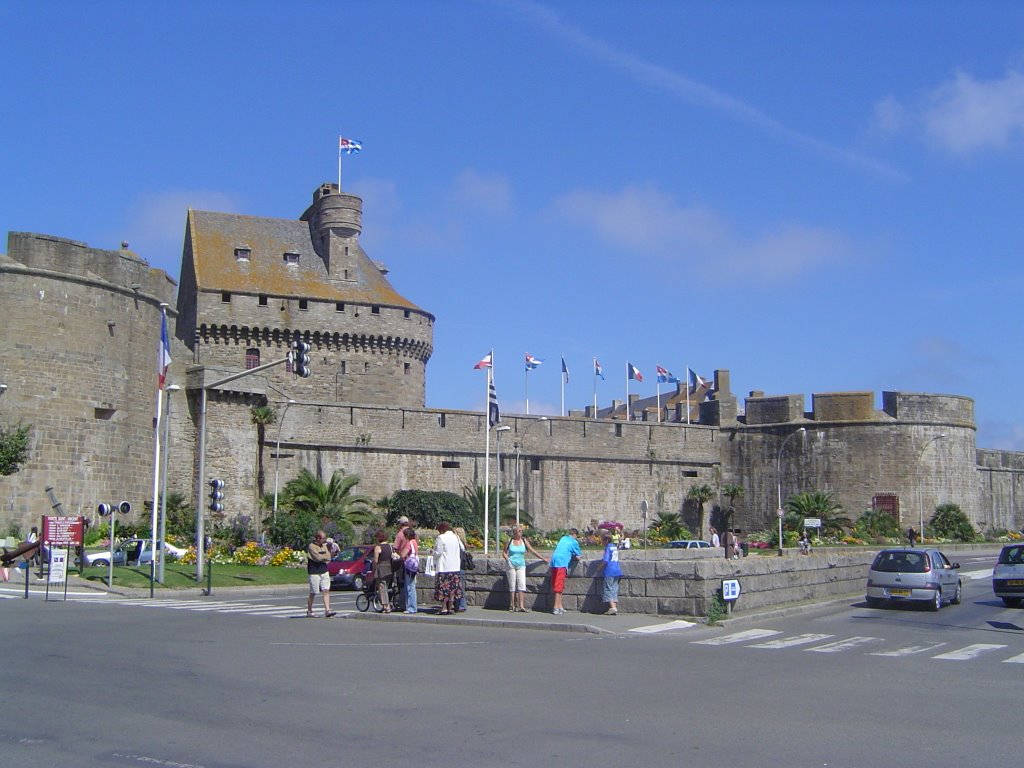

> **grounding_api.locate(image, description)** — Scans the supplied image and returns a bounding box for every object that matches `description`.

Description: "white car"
[993,544,1024,607]
[86,539,187,567]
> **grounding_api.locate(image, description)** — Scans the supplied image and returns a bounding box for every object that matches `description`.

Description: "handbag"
[404,554,419,574]
[460,549,475,571]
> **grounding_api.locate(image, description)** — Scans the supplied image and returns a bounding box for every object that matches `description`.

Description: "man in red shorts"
[548,528,581,615]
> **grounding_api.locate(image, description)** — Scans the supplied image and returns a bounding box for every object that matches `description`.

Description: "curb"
[341,610,613,635]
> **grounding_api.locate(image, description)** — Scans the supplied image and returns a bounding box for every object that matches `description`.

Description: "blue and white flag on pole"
[656,365,679,384]
[488,372,501,428]
[339,137,362,154]
[594,358,604,380]
[561,356,569,383]
[525,354,543,371]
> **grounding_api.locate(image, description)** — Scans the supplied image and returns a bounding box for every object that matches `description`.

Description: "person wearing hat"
[394,516,412,554]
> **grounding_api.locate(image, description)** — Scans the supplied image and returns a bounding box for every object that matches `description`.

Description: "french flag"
[627,362,643,382]
[158,313,172,389]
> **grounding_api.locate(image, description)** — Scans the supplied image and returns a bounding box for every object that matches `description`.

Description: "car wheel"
[929,589,942,612]
[352,575,364,591]
[93,559,109,568]
[1001,596,1022,608]
[865,596,882,609]
[951,581,962,605]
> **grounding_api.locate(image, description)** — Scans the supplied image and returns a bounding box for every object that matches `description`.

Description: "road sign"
[640,499,649,519]
[804,517,822,528]
[722,579,741,601]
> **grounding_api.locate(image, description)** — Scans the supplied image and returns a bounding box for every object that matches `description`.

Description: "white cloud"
[451,168,514,217]
[551,183,852,282]
[874,67,1024,154]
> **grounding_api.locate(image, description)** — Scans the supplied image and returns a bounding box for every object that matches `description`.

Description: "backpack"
[460,549,475,571]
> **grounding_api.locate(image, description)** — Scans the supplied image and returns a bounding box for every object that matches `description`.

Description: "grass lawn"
[75,563,309,590]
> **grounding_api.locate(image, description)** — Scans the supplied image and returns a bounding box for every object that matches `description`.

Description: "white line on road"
[692,629,780,645]
[960,568,993,581]
[805,636,883,653]
[629,620,698,634]
[1002,651,1024,664]
[932,644,1007,660]
[749,633,833,649]
[870,642,948,657]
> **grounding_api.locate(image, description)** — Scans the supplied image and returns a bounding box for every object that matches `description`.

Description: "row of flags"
[478,352,707,391]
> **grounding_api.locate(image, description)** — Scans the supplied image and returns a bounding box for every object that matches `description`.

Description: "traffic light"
[291,340,311,378]
[97,503,112,516]
[97,501,131,516]
[208,479,225,514]
[118,501,131,515]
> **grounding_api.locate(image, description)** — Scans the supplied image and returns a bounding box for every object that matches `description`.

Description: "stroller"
[355,560,401,613]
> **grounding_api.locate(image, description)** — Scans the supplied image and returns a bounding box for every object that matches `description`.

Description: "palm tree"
[785,491,852,536]
[721,483,745,534]
[686,484,714,540]
[249,405,277,499]
[652,511,686,540]
[280,468,374,527]
[462,485,516,527]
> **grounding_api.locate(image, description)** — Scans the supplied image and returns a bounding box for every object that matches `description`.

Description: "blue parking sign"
[722,579,741,601]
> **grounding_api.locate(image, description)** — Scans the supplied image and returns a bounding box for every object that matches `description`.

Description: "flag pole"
[593,357,598,418]
[656,381,661,423]
[483,359,492,555]
[559,353,564,417]
[625,362,629,422]
[149,304,169,594]
[525,365,530,416]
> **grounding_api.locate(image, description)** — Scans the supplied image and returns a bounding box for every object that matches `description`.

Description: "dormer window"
[283,252,300,266]
[234,247,251,262]
[298,299,308,311]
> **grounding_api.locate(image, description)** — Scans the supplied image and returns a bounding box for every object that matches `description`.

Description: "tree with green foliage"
[162,491,197,540]
[249,405,276,498]
[929,503,977,542]
[785,491,852,536]
[462,485,516,528]
[0,423,31,475]
[389,489,476,531]
[686,484,714,540]
[854,508,900,540]
[651,511,691,540]
[267,469,373,548]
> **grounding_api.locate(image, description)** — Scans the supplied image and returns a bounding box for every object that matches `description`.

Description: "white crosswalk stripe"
[749,633,833,649]
[932,644,1007,661]
[871,642,948,657]
[629,619,698,634]
[1002,651,1024,664]
[805,636,883,653]
[692,629,780,645]
[65,596,311,619]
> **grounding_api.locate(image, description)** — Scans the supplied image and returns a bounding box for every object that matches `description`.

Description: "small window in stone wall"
[530,458,542,472]
[336,302,345,312]
[438,413,446,427]
[221,292,231,303]
[284,252,300,265]
[258,295,268,307]
[299,299,308,311]
[371,305,380,315]
[441,460,460,469]
[339,361,346,374]
[681,470,699,478]
[364,362,370,373]
[234,247,251,261]
[615,423,623,437]
[94,407,116,420]
[404,362,410,376]
[245,348,260,369]
[404,310,410,318]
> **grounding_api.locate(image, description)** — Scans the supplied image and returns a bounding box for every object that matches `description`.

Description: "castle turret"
[302,183,363,280]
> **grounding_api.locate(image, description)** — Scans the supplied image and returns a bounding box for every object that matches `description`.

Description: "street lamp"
[495,425,511,553]
[776,427,806,556]
[272,400,297,526]
[158,384,180,583]
[916,433,947,543]
[514,417,548,527]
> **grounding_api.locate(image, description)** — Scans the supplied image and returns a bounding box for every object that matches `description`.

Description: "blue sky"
[4,1,1024,448]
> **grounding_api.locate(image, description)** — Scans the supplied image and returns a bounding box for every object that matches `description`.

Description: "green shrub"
[929,504,978,542]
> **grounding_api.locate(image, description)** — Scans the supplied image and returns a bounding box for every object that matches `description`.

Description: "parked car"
[86,539,187,567]
[865,547,962,611]
[992,543,1024,607]
[327,545,373,590]
[663,540,712,549]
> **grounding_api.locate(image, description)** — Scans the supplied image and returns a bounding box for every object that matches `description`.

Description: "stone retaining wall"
[415,550,878,617]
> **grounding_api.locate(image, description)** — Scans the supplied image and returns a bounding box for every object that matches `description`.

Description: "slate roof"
[187,209,425,312]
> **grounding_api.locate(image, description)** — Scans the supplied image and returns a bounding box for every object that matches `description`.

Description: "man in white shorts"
[306,530,335,618]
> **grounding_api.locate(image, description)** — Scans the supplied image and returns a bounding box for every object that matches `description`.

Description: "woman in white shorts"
[502,525,548,612]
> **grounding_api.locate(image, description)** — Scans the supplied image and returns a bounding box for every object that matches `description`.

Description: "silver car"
[865,547,962,611]
[992,544,1024,607]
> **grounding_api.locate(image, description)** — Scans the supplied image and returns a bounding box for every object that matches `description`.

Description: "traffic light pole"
[194,355,294,582]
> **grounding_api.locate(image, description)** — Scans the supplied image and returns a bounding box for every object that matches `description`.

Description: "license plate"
[888,589,912,597]
[1008,580,1024,586]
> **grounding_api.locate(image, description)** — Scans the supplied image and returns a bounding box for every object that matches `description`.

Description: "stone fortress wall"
[0,232,186,524]
[3,184,1024,537]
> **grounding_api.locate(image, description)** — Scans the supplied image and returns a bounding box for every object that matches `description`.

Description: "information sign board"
[42,516,84,547]
[722,579,741,601]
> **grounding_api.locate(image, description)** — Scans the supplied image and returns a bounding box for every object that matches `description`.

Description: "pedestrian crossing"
[691,627,1024,665]
[65,596,343,619]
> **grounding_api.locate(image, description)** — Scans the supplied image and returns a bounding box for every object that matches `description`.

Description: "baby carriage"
[355,562,400,613]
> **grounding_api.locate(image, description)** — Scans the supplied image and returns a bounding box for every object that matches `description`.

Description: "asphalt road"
[1,551,1020,768]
